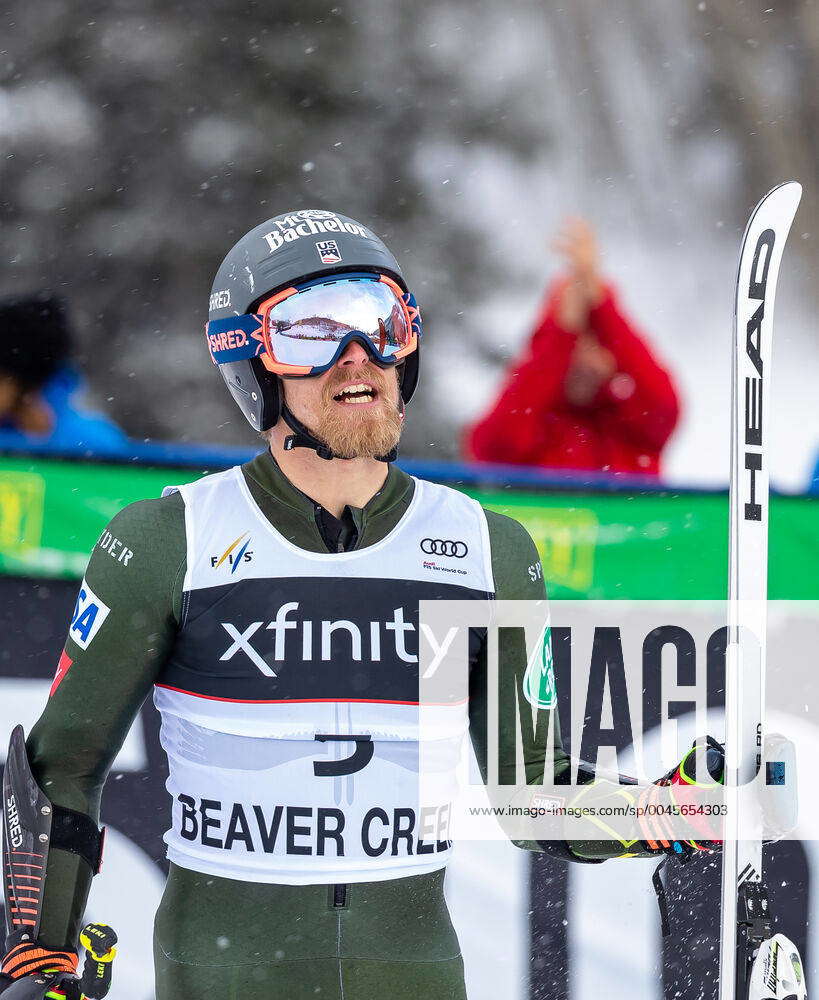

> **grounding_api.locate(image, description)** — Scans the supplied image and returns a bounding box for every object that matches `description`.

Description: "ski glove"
[0,942,78,982]
[0,925,116,1000]
[639,736,724,857]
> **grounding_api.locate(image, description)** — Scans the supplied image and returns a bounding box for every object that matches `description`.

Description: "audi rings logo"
[420,538,468,558]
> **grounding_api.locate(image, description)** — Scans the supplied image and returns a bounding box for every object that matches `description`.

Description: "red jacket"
[464,286,680,476]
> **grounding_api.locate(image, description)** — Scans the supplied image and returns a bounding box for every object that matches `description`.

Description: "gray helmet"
[207,208,420,433]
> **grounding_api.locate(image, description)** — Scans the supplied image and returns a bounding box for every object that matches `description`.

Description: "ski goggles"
[205,273,421,376]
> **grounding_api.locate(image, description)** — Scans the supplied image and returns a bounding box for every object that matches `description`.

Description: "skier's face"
[283,340,403,459]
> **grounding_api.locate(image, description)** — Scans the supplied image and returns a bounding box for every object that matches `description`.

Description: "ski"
[718,181,803,1000]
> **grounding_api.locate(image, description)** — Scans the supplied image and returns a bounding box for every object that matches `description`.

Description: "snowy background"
[1,0,817,488]
[1,6,818,997]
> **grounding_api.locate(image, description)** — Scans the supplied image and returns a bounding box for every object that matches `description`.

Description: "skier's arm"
[470,511,574,839]
[587,287,680,453]
[474,510,705,864]
[464,312,576,466]
[20,494,185,951]
[474,511,615,862]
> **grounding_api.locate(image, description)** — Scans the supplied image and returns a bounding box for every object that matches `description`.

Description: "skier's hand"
[0,968,82,999]
[639,736,724,858]
[0,942,78,986]
[0,925,116,1000]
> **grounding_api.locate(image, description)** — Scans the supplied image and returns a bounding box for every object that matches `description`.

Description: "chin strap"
[281,407,336,461]
[280,405,399,464]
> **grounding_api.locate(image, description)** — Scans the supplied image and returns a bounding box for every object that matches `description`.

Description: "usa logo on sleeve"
[69,581,111,650]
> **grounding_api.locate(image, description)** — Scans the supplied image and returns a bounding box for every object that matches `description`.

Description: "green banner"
[469,489,818,599]
[0,455,816,599]
[0,456,200,579]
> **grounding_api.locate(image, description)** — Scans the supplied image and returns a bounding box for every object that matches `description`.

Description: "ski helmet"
[206,208,421,435]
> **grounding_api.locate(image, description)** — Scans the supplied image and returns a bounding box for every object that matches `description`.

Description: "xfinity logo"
[421,538,468,558]
[6,794,23,849]
[219,602,458,678]
[743,227,775,522]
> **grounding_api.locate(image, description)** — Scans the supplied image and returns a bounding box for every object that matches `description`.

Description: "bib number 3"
[313,735,374,777]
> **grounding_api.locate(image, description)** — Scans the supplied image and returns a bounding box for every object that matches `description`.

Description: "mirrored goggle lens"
[265,278,411,368]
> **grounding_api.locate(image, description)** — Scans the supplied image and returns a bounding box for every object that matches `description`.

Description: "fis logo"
[316,240,342,264]
[211,533,253,574]
[70,582,111,650]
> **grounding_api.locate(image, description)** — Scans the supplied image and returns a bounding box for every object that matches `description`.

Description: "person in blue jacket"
[0,295,128,457]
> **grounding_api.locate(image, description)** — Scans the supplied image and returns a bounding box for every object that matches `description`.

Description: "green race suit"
[23,451,648,999]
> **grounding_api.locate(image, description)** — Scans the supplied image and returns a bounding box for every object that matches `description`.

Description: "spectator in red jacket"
[464,218,679,476]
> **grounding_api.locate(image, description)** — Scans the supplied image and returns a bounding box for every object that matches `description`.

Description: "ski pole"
[77,925,117,1000]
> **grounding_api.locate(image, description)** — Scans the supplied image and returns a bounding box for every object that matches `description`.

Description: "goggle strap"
[401,290,422,341]
[206,314,264,364]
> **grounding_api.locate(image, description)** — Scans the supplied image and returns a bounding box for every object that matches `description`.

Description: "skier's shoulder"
[482,508,545,600]
[482,506,538,556]
[105,490,186,542]
[88,491,187,591]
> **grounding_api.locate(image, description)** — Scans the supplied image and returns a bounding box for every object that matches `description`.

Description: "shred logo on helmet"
[204,208,422,453]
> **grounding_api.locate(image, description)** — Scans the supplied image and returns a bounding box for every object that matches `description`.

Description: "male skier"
[1,211,718,1000]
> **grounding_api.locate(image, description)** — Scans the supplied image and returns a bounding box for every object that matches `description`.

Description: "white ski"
[718,181,803,1000]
